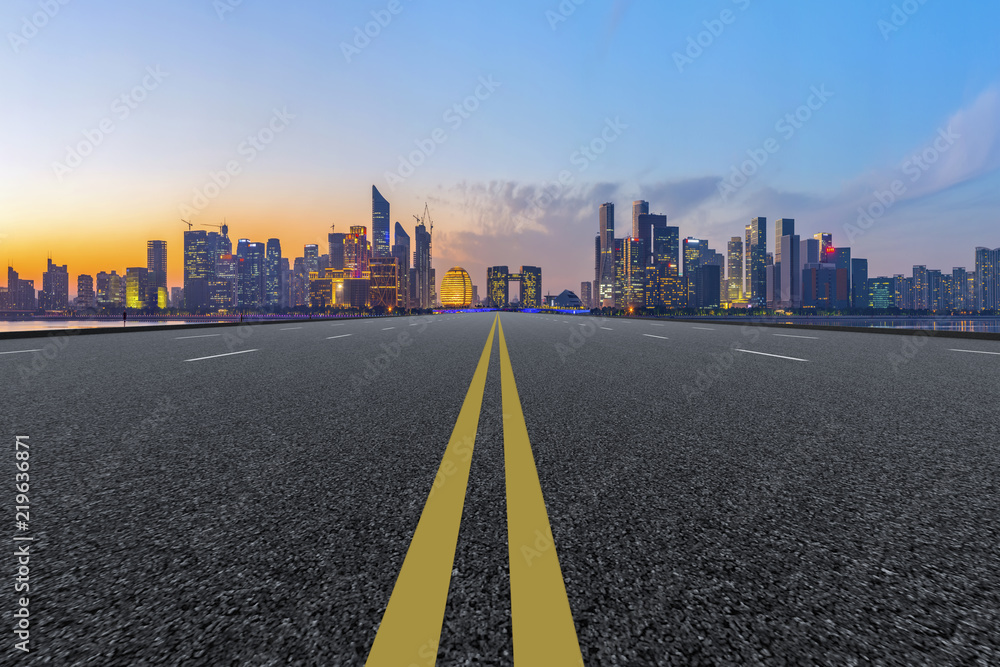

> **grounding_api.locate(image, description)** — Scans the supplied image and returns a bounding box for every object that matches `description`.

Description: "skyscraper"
[211,253,237,310]
[912,265,929,310]
[328,229,347,270]
[618,238,644,309]
[392,222,411,310]
[631,200,649,239]
[292,257,308,307]
[146,240,167,307]
[976,247,999,312]
[96,272,116,309]
[682,238,707,276]
[852,258,869,308]
[237,242,265,309]
[727,237,743,302]
[75,274,95,310]
[778,233,800,308]
[125,267,149,309]
[952,267,968,310]
[651,224,679,270]
[368,258,399,310]
[184,231,212,311]
[750,217,767,308]
[636,212,667,268]
[413,223,432,309]
[519,266,542,308]
[774,219,794,264]
[372,185,391,259]
[598,203,615,307]
[487,266,509,307]
[579,281,592,309]
[40,258,69,310]
[744,224,752,298]
[304,244,320,276]
[265,239,282,309]
[868,277,894,309]
[814,233,833,259]
[346,227,369,278]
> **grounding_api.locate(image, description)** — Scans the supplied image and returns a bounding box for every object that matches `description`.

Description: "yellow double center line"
[366,314,582,666]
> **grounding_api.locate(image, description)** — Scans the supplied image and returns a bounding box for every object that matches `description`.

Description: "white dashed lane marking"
[184,349,259,362]
[736,349,808,362]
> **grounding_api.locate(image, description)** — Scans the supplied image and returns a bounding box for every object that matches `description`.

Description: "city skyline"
[4,183,997,313]
[2,1,999,293]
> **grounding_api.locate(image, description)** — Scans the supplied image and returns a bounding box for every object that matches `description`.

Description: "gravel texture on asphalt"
[1,312,998,665]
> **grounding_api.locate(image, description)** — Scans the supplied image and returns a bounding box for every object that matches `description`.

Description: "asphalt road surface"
[2,312,999,665]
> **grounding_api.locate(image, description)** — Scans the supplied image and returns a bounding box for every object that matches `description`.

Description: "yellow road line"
[498,318,583,665]
[366,315,498,666]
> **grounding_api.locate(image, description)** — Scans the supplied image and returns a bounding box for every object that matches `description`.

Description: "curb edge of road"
[631,317,1000,341]
[0,314,415,341]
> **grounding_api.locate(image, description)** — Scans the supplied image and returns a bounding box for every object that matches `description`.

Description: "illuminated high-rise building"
[682,238,707,276]
[774,219,794,264]
[413,223,432,308]
[280,258,292,308]
[392,222,411,310]
[146,240,167,307]
[631,200,649,238]
[727,237,743,301]
[372,186,391,259]
[237,242,265,309]
[75,274,95,310]
[636,213,667,268]
[304,244,320,276]
[619,239,645,308]
[440,267,474,308]
[345,227,369,278]
[651,224,679,270]
[868,277,894,309]
[184,231,212,311]
[598,203,615,307]
[579,281,592,309]
[749,217,767,307]
[744,224,752,297]
[96,271,120,309]
[368,258,399,310]
[265,239,282,309]
[952,267,968,310]
[912,265,928,310]
[976,247,999,312]
[518,266,542,309]
[210,254,237,310]
[40,258,69,310]
[814,233,833,258]
[292,257,308,307]
[487,266,509,308]
[125,267,149,309]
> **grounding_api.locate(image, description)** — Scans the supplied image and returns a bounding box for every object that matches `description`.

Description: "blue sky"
[1,0,998,291]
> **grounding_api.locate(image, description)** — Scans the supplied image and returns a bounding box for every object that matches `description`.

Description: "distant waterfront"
[0,313,371,333]
[657,316,1000,333]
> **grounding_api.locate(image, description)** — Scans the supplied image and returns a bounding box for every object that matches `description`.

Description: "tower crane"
[181,219,193,231]
[200,219,228,236]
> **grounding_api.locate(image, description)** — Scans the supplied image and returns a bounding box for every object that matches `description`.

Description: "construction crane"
[414,202,433,266]
[200,219,229,236]
[181,219,193,231]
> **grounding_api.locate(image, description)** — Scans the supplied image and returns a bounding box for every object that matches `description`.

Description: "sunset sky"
[2,0,999,294]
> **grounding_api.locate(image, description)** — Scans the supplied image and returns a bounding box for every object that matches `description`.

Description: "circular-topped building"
[440,267,474,308]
